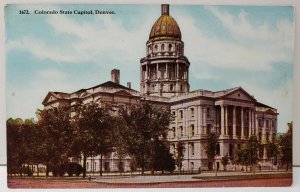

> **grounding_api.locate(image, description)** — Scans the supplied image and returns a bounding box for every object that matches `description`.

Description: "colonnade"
[219,105,256,139]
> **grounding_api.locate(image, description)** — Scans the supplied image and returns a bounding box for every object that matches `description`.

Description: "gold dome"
[149,5,181,41]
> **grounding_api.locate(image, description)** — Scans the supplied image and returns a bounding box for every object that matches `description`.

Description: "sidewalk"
[92,171,290,184]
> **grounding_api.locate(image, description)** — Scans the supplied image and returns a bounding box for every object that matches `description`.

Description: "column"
[156,63,159,79]
[225,106,229,136]
[255,113,259,136]
[165,63,168,79]
[145,64,148,79]
[252,110,255,135]
[221,105,225,136]
[248,109,251,137]
[197,105,202,135]
[253,110,255,135]
[233,106,237,138]
[262,118,266,144]
[184,108,187,137]
[241,107,245,139]
[203,106,207,134]
[263,145,268,160]
[176,62,179,79]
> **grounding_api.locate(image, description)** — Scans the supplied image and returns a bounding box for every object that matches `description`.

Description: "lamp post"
[150,138,154,175]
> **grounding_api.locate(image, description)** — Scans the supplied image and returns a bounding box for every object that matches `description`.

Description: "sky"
[5,4,294,133]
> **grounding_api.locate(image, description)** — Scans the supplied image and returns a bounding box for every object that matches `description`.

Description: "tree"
[116,102,172,175]
[230,147,240,171]
[237,136,260,173]
[175,141,185,174]
[37,106,73,177]
[7,118,24,176]
[153,140,175,174]
[205,131,219,175]
[278,122,292,171]
[267,138,279,171]
[71,102,113,178]
[221,154,229,171]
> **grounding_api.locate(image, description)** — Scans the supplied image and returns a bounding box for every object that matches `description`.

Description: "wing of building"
[42,4,278,172]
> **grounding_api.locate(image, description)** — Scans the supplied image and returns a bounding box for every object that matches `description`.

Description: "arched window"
[161,44,165,51]
[154,44,158,51]
[168,44,172,51]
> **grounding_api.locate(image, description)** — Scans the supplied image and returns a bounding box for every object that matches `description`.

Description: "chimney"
[127,82,131,89]
[111,69,120,84]
[161,4,169,16]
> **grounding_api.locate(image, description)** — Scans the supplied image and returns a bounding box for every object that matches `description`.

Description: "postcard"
[5,3,293,188]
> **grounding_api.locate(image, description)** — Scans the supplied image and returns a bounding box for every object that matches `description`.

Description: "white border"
[1,0,299,176]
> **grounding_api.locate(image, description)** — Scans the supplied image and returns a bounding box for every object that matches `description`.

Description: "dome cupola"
[149,4,181,41]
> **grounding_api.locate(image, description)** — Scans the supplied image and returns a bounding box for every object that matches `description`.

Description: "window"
[258,119,263,128]
[190,108,194,118]
[259,132,262,142]
[180,126,183,137]
[168,44,172,51]
[179,110,183,119]
[170,84,173,91]
[272,133,276,142]
[190,143,194,155]
[161,44,165,51]
[266,132,270,143]
[151,84,155,91]
[104,162,110,171]
[172,111,175,117]
[94,162,97,171]
[190,162,194,170]
[207,124,212,134]
[229,144,233,158]
[266,120,270,129]
[180,84,183,91]
[172,127,176,138]
[154,44,158,51]
[207,108,211,119]
[216,143,220,155]
[191,125,195,136]
[86,162,89,170]
[171,144,176,154]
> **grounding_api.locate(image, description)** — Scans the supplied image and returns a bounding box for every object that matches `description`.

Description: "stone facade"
[42,4,278,172]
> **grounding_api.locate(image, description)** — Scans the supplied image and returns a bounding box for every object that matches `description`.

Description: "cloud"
[38,69,68,80]
[44,13,154,67]
[238,79,293,133]
[176,6,294,72]
[6,37,80,63]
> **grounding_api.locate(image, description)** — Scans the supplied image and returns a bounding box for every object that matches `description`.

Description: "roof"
[256,102,275,109]
[149,7,181,41]
[73,81,135,94]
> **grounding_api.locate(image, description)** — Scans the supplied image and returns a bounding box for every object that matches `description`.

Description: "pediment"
[265,108,277,115]
[42,92,57,105]
[222,88,256,102]
[114,90,132,96]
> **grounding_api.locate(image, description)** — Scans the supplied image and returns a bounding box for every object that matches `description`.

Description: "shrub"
[22,166,33,176]
[66,162,83,177]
